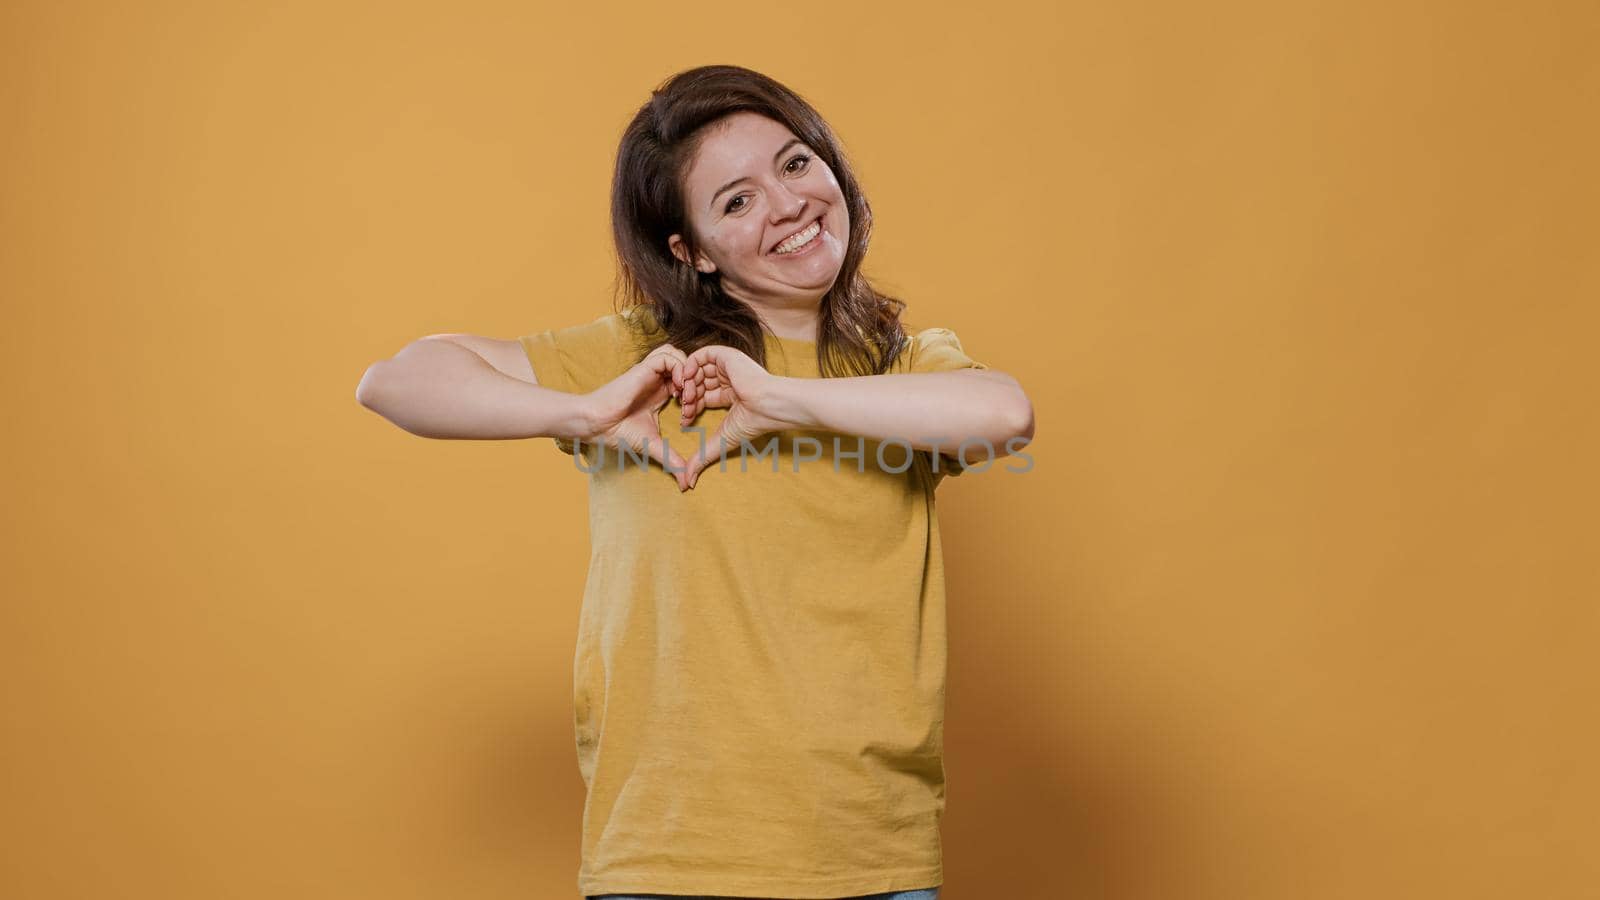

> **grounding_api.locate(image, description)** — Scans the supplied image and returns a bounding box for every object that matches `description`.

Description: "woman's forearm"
[356,339,592,441]
[765,369,1034,464]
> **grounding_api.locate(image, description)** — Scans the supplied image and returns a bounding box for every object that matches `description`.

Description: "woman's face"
[669,112,849,309]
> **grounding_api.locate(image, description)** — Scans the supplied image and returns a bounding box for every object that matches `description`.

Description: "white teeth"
[775,219,821,254]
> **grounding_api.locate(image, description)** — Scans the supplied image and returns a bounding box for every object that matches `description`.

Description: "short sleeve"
[900,327,990,481]
[906,327,989,373]
[519,311,650,455]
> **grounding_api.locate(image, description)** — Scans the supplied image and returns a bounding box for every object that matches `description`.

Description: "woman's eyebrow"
[708,138,806,211]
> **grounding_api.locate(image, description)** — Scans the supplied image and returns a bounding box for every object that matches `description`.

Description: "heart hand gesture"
[673,344,790,489]
[582,344,693,491]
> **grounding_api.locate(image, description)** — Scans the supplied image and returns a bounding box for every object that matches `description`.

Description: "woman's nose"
[770,186,806,220]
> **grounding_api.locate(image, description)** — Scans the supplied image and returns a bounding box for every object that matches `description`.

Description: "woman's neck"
[745,299,821,343]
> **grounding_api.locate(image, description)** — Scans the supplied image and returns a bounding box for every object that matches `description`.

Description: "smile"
[772,216,824,255]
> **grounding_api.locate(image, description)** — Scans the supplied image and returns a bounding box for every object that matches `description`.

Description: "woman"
[358,65,1034,900]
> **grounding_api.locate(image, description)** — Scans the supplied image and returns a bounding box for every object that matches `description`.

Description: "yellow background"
[2,1,1595,897]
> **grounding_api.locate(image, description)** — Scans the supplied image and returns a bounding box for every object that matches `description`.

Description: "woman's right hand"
[581,344,693,491]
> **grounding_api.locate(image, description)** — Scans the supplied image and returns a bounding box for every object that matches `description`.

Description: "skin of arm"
[764,368,1035,466]
[356,338,593,441]
[673,343,1033,486]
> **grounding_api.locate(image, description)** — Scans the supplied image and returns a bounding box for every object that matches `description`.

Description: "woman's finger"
[664,440,690,491]
[684,421,734,490]
[643,344,685,372]
[681,344,733,386]
[641,353,682,411]
[684,344,728,367]
[682,377,711,422]
[617,416,684,490]
[642,348,682,383]
[649,344,688,392]
[701,385,734,408]
[642,429,689,492]
[642,345,686,400]
[689,366,708,406]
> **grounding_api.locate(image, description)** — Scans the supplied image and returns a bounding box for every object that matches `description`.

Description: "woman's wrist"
[555,389,607,442]
[758,375,816,431]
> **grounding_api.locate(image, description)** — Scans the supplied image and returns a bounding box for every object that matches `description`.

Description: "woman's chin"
[766,247,842,285]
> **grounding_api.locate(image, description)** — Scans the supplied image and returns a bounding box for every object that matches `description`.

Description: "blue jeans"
[588,883,934,890]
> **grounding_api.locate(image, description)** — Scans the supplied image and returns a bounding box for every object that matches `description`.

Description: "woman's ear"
[668,234,716,273]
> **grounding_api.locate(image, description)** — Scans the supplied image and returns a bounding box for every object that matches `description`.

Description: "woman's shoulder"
[541,304,664,350]
[620,304,666,336]
[894,323,988,373]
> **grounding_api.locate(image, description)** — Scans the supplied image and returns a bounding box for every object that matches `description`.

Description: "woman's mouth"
[771,215,824,256]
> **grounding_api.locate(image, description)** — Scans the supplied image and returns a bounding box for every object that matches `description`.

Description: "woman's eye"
[722,155,812,214]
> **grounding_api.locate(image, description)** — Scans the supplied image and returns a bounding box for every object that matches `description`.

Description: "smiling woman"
[358,63,1033,900]
[609,66,910,374]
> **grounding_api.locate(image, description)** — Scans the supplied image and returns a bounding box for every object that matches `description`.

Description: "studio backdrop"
[1,1,1593,898]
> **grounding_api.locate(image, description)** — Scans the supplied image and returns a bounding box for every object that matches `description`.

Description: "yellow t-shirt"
[520,307,988,898]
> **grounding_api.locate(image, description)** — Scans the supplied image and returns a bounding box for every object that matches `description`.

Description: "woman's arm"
[356,337,593,441]
[673,344,1034,487]
[765,368,1035,465]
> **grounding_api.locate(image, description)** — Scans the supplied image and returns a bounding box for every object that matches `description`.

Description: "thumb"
[661,440,690,493]
[685,423,733,490]
[642,431,690,493]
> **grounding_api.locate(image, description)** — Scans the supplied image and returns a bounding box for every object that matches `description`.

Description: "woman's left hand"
[672,344,791,489]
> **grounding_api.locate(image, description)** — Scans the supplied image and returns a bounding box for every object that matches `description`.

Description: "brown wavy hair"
[608,64,911,377]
